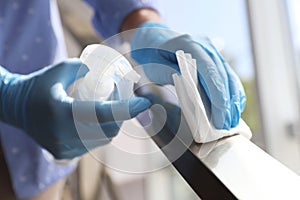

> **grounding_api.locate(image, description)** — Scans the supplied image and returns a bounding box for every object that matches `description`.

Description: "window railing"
[136,84,300,199]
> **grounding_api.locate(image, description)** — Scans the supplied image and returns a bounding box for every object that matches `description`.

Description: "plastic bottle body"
[70,44,140,101]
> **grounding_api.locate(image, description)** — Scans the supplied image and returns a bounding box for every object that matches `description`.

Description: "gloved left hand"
[0,59,151,159]
[131,22,246,130]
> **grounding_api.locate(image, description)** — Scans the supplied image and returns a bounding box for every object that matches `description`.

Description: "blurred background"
[57,0,300,199]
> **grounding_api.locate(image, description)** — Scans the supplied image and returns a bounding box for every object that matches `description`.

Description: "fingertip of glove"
[222,116,231,130]
[66,58,89,79]
[69,57,81,62]
[129,97,151,117]
[65,58,82,67]
[212,107,231,130]
[66,58,87,69]
[230,101,242,128]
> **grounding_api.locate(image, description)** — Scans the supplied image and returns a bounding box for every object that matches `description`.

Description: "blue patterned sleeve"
[84,0,158,39]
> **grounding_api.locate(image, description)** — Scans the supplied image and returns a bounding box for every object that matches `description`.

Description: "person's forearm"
[120,8,162,41]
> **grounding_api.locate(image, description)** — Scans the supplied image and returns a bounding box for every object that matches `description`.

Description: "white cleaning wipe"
[173,50,252,143]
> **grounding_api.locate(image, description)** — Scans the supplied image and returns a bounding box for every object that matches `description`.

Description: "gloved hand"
[0,59,150,159]
[131,22,246,130]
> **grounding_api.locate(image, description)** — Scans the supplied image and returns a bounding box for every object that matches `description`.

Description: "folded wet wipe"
[172,50,252,143]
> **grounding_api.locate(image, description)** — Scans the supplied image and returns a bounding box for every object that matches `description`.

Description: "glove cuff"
[130,22,179,50]
[0,66,23,128]
[138,21,169,29]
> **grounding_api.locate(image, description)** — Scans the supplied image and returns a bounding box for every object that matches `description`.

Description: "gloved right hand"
[0,59,151,159]
[131,22,246,130]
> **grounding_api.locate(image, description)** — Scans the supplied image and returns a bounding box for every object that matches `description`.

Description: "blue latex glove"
[0,59,150,159]
[131,22,246,130]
